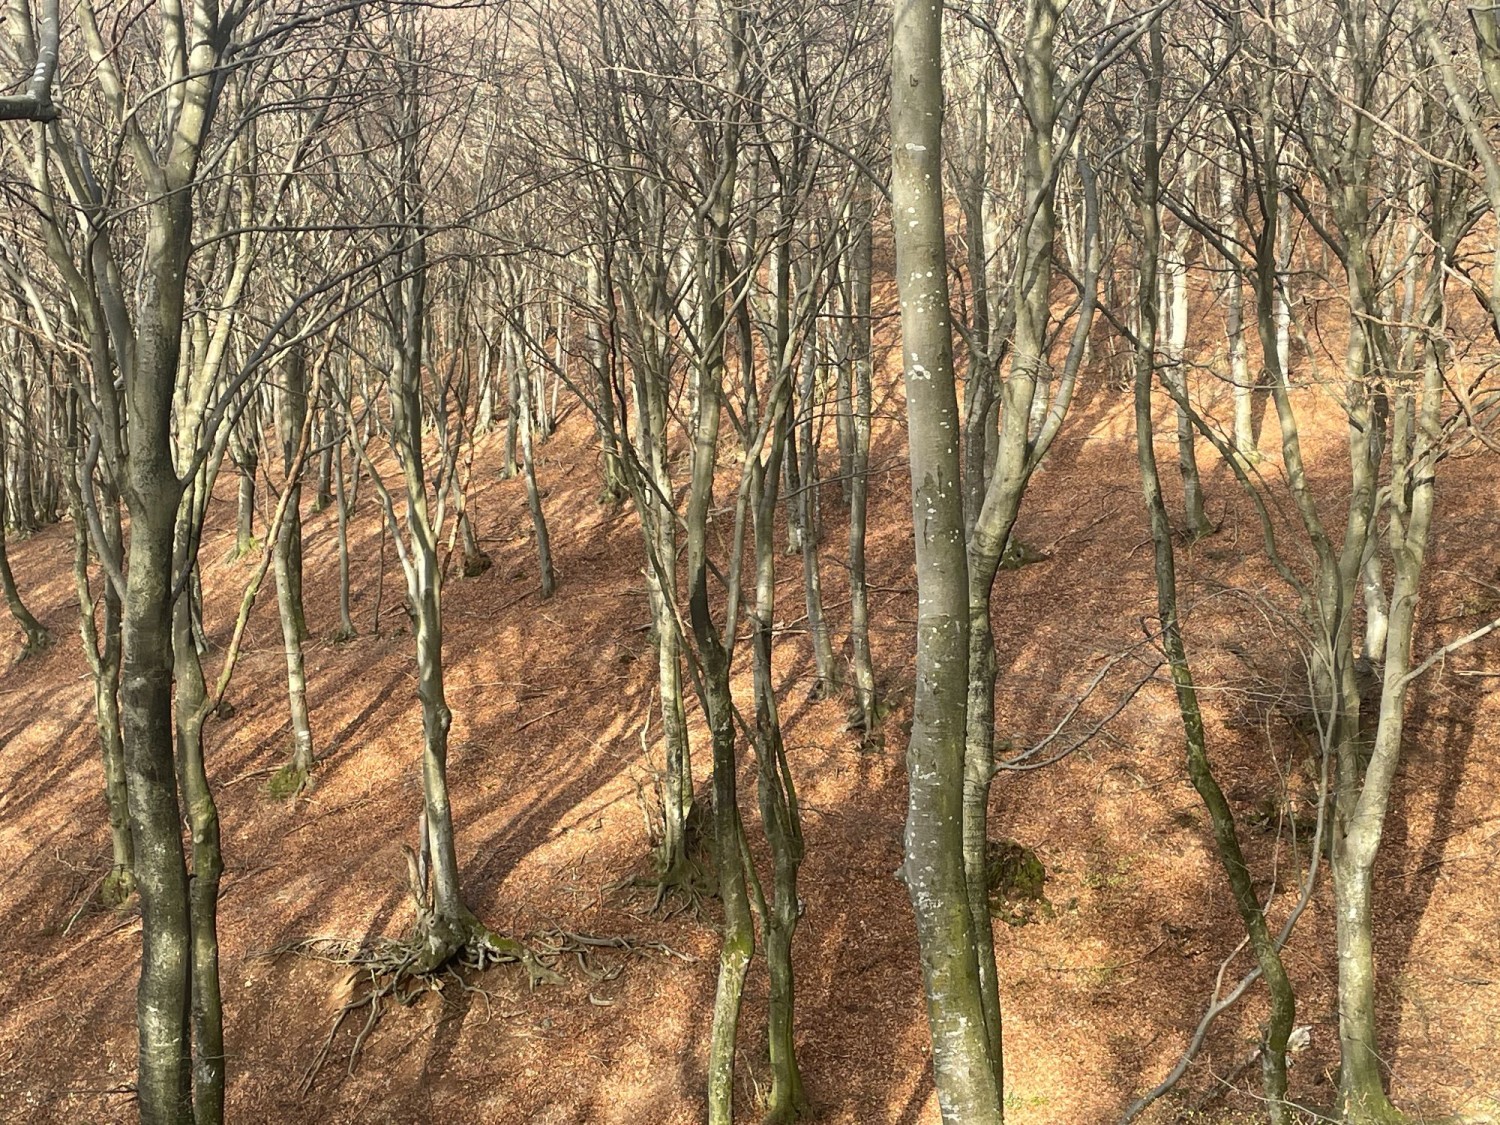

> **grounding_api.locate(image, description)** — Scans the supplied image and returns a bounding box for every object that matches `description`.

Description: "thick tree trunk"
[121,499,192,1125]
[891,0,1004,1118]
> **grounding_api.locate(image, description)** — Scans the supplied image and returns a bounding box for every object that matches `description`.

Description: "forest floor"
[1,344,1499,1124]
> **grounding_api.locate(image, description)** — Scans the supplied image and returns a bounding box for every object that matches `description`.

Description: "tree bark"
[891,0,1004,1118]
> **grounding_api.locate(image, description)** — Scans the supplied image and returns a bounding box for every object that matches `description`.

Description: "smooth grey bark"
[1219,148,1255,464]
[1161,218,1211,537]
[67,446,132,902]
[170,539,224,1125]
[794,333,835,697]
[845,195,880,730]
[511,317,556,598]
[502,360,520,479]
[272,342,314,790]
[601,215,694,892]
[749,397,807,1124]
[0,0,57,122]
[584,259,628,505]
[332,429,356,641]
[891,0,1004,1119]
[691,18,754,1113]
[957,0,1102,1090]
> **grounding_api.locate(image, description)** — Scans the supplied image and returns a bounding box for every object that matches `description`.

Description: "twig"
[516,706,565,732]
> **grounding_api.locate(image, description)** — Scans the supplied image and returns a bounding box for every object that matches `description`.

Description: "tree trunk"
[514,329,556,598]
[1134,28,1294,1113]
[332,437,356,642]
[751,418,807,1124]
[69,464,133,903]
[273,344,314,791]
[891,0,1004,1118]
[0,436,48,653]
[172,575,224,1125]
[846,197,880,730]
[121,498,192,1125]
[1162,222,1212,537]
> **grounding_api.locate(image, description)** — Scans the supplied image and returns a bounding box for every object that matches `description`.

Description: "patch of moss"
[986,838,1051,925]
[266,762,311,800]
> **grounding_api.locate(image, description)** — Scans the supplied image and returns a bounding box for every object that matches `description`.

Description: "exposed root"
[100,865,137,909]
[15,629,51,662]
[461,549,493,578]
[615,779,715,917]
[267,922,686,1093]
[267,919,557,1094]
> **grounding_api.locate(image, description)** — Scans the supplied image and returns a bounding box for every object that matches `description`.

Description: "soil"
[1,312,1498,1123]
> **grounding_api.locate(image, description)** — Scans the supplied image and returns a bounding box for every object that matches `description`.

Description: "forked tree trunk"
[68,462,133,903]
[694,15,754,1119]
[171,570,224,1125]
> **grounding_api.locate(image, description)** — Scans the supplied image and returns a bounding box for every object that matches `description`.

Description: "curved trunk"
[0,439,48,652]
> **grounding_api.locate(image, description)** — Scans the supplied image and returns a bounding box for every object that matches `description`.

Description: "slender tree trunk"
[514,331,556,598]
[1134,29,1294,1112]
[695,17,753,1119]
[750,411,807,1124]
[1162,223,1211,537]
[585,261,627,505]
[171,572,224,1125]
[0,437,48,653]
[332,437,356,641]
[846,197,880,730]
[69,463,133,903]
[273,345,314,790]
[892,0,1004,1118]
[503,358,520,479]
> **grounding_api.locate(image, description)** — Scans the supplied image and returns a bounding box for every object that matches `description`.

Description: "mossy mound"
[267,762,312,800]
[986,838,1051,925]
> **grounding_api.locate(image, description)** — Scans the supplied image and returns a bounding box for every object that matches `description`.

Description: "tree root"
[267,920,689,1093]
[616,778,716,916]
[100,865,136,909]
[267,919,558,1094]
[16,628,51,661]
[614,853,714,919]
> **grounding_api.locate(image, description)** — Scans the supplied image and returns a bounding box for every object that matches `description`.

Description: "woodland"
[0,0,1498,1123]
